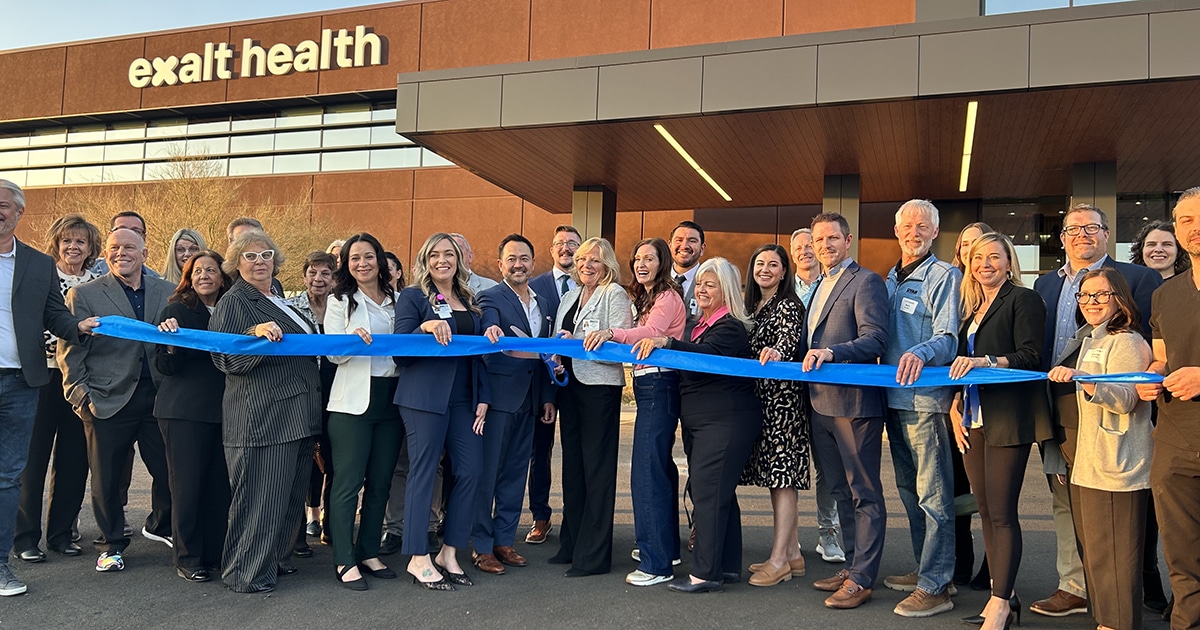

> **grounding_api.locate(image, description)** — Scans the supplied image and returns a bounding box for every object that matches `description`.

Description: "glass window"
[27,147,66,166]
[0,171,27,187]
[145,140,186,160]
[29,129,66,146]
[102,163,143,183]
[188,119,231,135]
[321,151,370,172]
[232,116,276,131]
[228,156,273,176]
[0,134,30,149]
[370,147,421,169]
[421,149,454,167]
[370,126,409,146]
[106,124,145,141]
[323,127,371,148]
[275,130,321,151]
[1072,0,1132,5]
[371,106,397,122]
[980,197,1070,278]
[144,162,175,180]
[25,168,63,187]
[104,143,145,162]
[146,119,188,138]
[66,145,104,164]
[276,108,323,129]
[324,105,372,125]
[67,126,106,144]
[65,165,104,185]
[0,150,27,169]
[273,153,320,174]
[984,0,1068,13]
[230,134,274,154]
[186,136,230,156]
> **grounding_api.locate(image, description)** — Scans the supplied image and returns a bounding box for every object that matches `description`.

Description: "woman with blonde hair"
[548,237,633,577]
[634,257,762,593]
[163,228,207,284]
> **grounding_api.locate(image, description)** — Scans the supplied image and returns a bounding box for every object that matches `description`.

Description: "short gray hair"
[896,199,940,229]
[790,228,811,240]
[222,229,284,280]
[0,179,25,210]
[448,232,472,254]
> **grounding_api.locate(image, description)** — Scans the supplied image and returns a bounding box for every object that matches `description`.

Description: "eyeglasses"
[1075,291,1113,304]
[1061,224,1107,237]
[552,240,580,249]
[241,250,275,263]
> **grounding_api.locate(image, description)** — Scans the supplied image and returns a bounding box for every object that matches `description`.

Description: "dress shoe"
[749,562,794,587]
[293,545,313,558]
[71,518,81,543]
[379,532,402,556]
[17,548,46,563]
[335,565,367,591]
[721,572,741,584]
[278,565,298,576]
[305,520,321,537]
[493,546,527,567]
[177,567,210,582]
[122,519,133,539]
[825,580,872,609]
[50,542,82,557]
[1029,589,1087,617]
[564,567,605,578]
[357,562,396,579]
[473,553,506,575]
[749,557,806,577]
[525,520,551,544]
[668,578,723,594]
[813,569,851,592]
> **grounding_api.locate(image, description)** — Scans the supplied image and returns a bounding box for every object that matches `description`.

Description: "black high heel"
[1009,594,1021,627]
[434,561,473,586]
[335,565,367,591]
[410,574,455,591]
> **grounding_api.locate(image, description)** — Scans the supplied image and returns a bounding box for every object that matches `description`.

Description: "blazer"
[802,261,890,419]
[392,287,491,413]
[529,270,564,320]
[59,273,172,419]
[554,281,634,387]
[209,278,321,447]
[667,314,760,418]
[958,281,1053,447]
[324,289,396,415]
[152,300,225,423]
[1033,256,1161,370]
[478,281,556,414]
[10,239,80,388]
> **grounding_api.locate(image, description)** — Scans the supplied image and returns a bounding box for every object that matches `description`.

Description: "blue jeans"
[0,372,41,560]
[631,371,681,576]
[886,408,956,594]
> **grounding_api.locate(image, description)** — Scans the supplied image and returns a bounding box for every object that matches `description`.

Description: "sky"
[2,0,378,51]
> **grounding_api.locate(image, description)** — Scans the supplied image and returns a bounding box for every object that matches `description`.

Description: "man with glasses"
[1030,202,1161,617]
[525,225,581,544]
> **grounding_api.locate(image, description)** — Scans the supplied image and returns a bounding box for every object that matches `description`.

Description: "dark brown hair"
[170,250,232,309]
[743,244,800,313]
[1130,220,1191,276]
[626,237,682,319]
[1076,267,1140,335]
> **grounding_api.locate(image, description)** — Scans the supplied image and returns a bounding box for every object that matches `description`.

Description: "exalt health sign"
[128,26,384,88]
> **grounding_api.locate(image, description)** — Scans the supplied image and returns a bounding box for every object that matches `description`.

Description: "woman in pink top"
[583,237,685,586]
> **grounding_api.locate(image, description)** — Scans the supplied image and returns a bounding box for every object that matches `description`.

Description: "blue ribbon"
[95,315,1056,387]
[1074,372,1164,384]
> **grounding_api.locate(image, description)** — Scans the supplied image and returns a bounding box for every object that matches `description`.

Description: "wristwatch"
[985,355,998,368]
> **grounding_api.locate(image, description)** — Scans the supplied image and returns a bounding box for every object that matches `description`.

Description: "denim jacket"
[884,254,961,413]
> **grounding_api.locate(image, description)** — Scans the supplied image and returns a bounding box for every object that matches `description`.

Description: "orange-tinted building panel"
[411,195,524,280]
[138,28,232,111]
[0,48,66,121]
[318,5,422,95]
[650,0,783,50]
[62,39,146,116]
[312,199,414,258]
[314,170,414,204]
[226,17,323,103]
[419,0,531,71]
[784,0,915,35]
[413,167,508,200]
[529,0,650,61]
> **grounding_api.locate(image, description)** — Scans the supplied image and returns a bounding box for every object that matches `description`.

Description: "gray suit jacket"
[554,282,633,386]
[803,261,890,419]
[209,278,321,447]
[11,239,80,388]
[58,273,172,419]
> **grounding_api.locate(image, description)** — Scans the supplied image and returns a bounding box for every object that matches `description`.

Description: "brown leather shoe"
[825,580,872,609]
[493,546,527,567]
[749,557,806,577]
[749,561,794,587]
[813,569,851,592]
[1030,589,1088,617]
[472,552,506,575]
[525,520,551,545]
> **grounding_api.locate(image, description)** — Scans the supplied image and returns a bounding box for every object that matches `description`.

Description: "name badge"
[1083,346,1108,365]
[580,319,600,335]
[689,299,698,315]
[435,304,453,319]
[900,297,919,315]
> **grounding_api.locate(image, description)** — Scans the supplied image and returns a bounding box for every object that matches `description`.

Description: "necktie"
[559,274,570,296]
[675,274,686,288]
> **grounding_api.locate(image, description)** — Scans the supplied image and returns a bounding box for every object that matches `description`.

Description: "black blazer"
[392,287,491,413]
[667,314,761,418]
[957,281,1053,447]
[478,282,556,414]
[153,300,225,423]
[12,240,79,388]
[209,279,321,447]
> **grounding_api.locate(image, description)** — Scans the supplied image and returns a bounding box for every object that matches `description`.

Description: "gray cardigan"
[1070,324,1153,492]
[554,281,633,386]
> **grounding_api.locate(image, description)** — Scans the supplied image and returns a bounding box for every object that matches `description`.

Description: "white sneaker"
[630,548,681,565]
[625,569,673,586]
[816,528,845,563]
[142,527,173,549]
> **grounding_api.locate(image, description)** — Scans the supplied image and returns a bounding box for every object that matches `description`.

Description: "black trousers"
[79,380,171,554]
[1076,485,1147,630]
[1152,439,1200,630]
[14,368,88,550]
[963,440,1030,600]
[159,418,229,570]
[553,380,621,574]
[683,408,760,582]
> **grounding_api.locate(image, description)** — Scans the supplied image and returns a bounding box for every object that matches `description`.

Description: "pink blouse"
[610,289,686,369]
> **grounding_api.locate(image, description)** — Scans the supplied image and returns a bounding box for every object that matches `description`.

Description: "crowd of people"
[1,176,1199,629]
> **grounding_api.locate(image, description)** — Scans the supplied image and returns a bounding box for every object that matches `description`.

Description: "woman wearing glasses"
[210,230,323,594]
[1047,268,1153,630]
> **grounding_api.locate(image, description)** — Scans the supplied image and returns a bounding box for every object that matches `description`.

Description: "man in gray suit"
[0,180,97,596]
[802,212,890,610]
[59,227,175,573]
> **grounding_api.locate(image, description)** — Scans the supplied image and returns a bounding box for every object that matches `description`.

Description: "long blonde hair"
[410,232,480,315]
[697,257,753,327]
[571,237,622,287]
[164,228,207,284]
[959,232,1023,318]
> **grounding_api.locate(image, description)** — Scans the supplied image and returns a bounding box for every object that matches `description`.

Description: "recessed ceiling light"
[654,124,732,202]
[959,101,978,193]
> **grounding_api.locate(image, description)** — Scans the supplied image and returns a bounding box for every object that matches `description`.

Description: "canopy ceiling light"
[654,123,732,202]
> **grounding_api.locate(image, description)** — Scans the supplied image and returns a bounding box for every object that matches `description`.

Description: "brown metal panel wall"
[0,48,66,120]
[529,0,651,61]
[318,5,422,94]
[650,0,784,49]
[62,39,145,116]
[226,17,322,102]
[138,28,232,110]
[417,0,531,71]
[785,0,916,35]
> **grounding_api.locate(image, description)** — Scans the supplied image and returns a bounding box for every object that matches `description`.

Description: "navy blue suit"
[392,287,490,556]
[471,282,557,552]
[525,269,567,523]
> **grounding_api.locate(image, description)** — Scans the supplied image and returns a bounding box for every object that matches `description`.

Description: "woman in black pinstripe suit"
[210,229,323,594]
